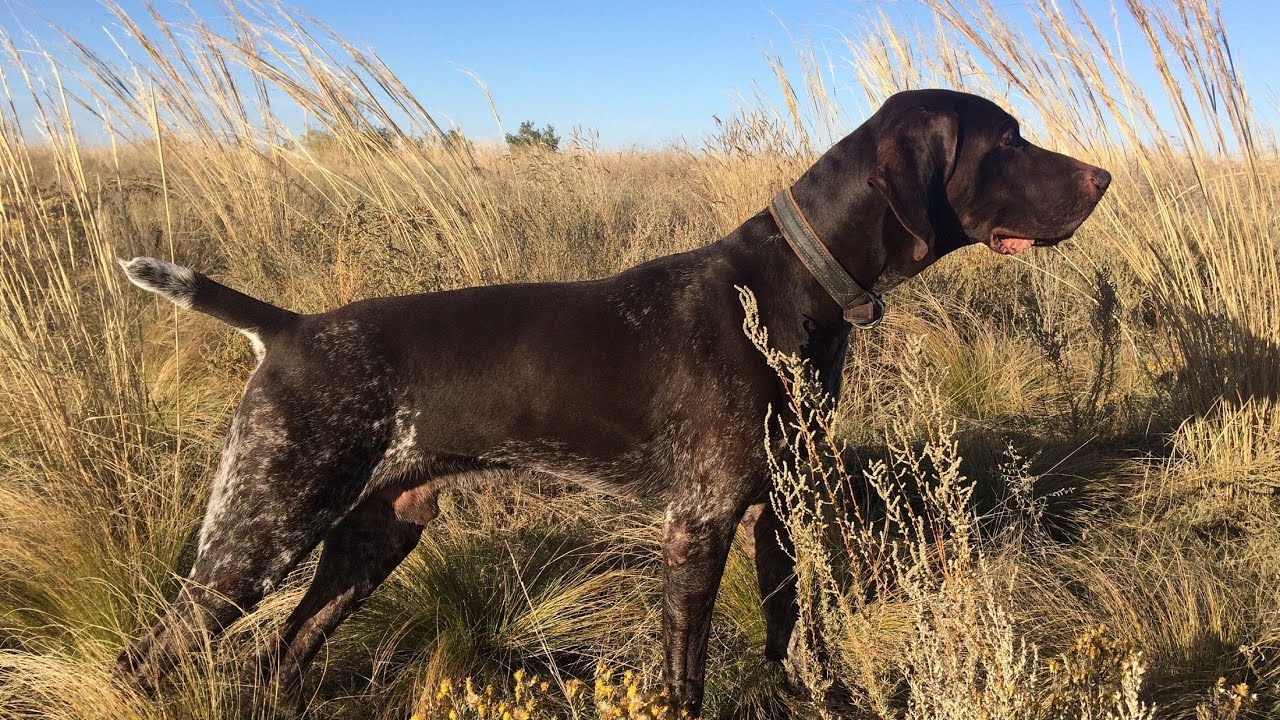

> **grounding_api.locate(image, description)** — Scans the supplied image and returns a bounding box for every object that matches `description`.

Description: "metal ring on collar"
[847,293,885,329]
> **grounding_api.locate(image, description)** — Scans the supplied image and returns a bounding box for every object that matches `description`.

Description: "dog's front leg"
[750,501,798,662]
[661,496,742,716]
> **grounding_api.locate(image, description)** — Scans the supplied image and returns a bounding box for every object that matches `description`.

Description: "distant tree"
[505,121,560,151]
[300,125,397,155]
[441,127,471,152]
[364,126,397,150]
[300,126,341,155]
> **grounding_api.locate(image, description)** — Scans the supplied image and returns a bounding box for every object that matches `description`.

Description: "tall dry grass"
[0,0,1277,718]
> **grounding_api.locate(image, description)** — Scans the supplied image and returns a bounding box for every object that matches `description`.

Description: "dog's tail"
[117,257,297,354]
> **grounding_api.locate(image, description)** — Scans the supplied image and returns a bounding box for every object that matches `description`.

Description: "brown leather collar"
[768,187,884,329]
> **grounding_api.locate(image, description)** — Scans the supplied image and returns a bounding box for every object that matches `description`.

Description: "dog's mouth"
[985,228,1072,255]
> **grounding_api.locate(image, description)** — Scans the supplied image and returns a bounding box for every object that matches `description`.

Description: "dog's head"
[857,89,1110,265]
[803,88,1116,270]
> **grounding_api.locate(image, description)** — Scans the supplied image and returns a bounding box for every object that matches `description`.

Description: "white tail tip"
[117,256,198,309]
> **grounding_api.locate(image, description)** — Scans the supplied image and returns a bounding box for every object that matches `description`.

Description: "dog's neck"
[717,124,939,345]
[716,210,877,336]
[789,127,934,297]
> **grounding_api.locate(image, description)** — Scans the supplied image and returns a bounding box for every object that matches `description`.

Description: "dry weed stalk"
[743,286,1158,719]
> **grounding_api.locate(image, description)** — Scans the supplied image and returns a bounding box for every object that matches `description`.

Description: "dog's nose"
[1085,167,1111,200]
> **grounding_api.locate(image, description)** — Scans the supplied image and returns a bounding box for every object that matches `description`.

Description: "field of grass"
[1,1,1278,718]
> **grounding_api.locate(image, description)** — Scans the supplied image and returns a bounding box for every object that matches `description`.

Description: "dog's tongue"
[992,236,1035,255]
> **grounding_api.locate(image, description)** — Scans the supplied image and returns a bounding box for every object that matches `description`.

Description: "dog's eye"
[999,128,1025,148]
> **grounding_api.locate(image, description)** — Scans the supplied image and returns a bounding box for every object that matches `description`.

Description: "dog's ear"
[867,107,959,261]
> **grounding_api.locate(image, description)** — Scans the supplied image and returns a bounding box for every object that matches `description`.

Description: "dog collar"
[768,187,885,329]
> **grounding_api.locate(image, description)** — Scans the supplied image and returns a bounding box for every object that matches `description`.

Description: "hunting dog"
[115,89,1110,714]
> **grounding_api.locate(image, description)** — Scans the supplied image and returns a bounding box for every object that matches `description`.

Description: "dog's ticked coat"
[115,89,1110,715]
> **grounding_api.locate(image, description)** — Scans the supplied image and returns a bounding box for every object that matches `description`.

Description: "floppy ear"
[867,107,959,261]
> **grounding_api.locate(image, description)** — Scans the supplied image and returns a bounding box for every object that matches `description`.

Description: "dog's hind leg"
[113,498,336,696]
[261,482,437,693]
[113,392,377,695]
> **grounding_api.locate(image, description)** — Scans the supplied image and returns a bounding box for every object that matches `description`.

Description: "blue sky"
[4,0,1279,147]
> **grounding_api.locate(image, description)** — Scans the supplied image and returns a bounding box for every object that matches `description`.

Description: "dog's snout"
[1084,167,1111,200]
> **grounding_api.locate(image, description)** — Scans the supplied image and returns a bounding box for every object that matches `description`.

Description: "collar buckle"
[847,292,884,329]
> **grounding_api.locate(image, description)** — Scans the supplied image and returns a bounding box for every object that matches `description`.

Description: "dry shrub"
[744,286,1160,719]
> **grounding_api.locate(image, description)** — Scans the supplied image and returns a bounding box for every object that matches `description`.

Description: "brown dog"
[114,89,1109,715]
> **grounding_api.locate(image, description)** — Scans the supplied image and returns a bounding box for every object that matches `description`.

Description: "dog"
[114,89,1109,715]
